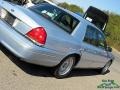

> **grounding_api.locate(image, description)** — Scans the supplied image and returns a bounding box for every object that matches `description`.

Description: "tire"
[54,56,76,79]
[101,60,112,74]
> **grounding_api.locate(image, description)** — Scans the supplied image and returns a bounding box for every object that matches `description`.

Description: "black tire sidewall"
[101,60,112,74]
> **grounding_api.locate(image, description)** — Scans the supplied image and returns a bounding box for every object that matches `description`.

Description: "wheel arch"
[60,53,81,67]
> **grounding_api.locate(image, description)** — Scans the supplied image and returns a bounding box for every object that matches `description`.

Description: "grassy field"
[106,13,120,51]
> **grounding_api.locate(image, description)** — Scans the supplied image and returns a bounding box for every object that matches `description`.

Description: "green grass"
[106,13,120,51]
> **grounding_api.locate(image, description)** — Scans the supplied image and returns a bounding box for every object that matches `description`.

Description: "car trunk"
[0,1,74,47]
[84,6,109,32]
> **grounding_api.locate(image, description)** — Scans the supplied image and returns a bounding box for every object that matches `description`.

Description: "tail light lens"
[26,27,47,45]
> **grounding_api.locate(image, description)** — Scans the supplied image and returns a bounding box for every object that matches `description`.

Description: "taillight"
[26,27,47,45]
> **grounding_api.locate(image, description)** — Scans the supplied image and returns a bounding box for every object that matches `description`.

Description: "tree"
[58,2,83,13]
[106,12,120,51]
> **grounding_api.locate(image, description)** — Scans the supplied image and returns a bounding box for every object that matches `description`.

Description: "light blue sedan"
[0,0,114,78]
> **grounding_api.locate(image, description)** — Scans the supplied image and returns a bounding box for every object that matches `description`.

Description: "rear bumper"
[0,19,62,67]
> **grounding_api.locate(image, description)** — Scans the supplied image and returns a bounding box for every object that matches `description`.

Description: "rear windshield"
[29,4,79,33]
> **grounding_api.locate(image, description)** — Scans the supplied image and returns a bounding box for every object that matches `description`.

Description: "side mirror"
[106,46,112,52]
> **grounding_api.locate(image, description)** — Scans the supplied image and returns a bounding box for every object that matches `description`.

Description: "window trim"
[83,25,97,46]
[96,29,107,50]
[83,25,107,50]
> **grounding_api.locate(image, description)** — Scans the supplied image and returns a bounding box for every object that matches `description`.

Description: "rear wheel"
[101,60,112,74]
[54,56,75,79]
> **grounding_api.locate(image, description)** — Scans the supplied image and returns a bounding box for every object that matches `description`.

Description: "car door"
[79,25,108,68]
[95,29,109,66]
[84,6,108,32]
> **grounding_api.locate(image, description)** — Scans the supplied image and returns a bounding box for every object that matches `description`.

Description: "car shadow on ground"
[0,44,110,78]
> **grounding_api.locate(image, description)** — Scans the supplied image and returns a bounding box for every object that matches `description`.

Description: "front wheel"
[101,60,112,74]
[54,56,75,79]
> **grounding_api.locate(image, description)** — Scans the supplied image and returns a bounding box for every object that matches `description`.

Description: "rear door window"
[84,26,97,46]
[84,25,106,50]
[96,30,106,50]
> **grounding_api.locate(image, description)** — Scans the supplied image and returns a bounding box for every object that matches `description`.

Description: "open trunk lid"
[84,6,109,32]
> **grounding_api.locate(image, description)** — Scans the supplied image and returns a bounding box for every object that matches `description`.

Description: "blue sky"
[56,0,120,15]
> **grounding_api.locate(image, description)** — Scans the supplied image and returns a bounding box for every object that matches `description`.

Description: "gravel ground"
[0,44,120,90]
